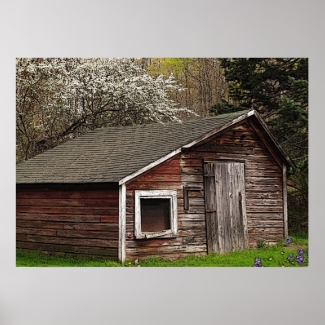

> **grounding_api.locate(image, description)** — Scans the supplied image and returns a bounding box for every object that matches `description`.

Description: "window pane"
[140,198,171,232]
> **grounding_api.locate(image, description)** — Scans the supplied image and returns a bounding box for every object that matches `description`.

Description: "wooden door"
[204,161,248,254]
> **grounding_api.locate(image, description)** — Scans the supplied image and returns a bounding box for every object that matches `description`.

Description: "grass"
[16,232,308,267]
[16,250,121,267]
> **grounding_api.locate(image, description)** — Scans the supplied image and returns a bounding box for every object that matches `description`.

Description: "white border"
[134,190,178,239]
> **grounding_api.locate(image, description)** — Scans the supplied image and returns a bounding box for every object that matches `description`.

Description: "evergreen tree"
[210,58,308,159]
[211,58,308,232]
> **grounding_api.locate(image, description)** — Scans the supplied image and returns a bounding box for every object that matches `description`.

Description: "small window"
[134,190,177,239]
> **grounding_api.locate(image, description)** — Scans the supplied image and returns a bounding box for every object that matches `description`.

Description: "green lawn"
[16,232,308,267]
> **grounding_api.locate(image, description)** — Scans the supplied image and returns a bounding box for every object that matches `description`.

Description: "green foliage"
[210,58,308,233]
[289,232,308,245]
[256,240,269,249]
[287,155,308,232]
[216,58,308,144]
[148,58,194,78]
[209,99,245,115]
[146,58,227,118]
[161,58,194,78]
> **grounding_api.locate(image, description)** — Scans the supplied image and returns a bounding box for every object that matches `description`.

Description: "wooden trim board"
[118,183,126,263]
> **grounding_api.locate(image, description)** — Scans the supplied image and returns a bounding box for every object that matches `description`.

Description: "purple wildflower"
[296,255,304,265]
[297,249,304,256]
[253,258,262,267]
[285,237,292,245]
[287,254,294,261]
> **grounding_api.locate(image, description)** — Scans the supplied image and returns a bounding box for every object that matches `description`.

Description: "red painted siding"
[16,186,119,259]
[125,155,194,260]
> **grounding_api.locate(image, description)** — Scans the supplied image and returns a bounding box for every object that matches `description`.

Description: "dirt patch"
[285,244,308,252]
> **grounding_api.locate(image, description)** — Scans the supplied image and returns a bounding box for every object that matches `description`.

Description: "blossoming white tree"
[16,58,194,161]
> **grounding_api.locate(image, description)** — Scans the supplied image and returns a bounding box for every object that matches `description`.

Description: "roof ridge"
[91,109,251,131]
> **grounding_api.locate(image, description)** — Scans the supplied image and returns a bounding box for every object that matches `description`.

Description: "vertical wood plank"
[222,163,231,253]
[204,162,218,254]
[118,183,126,263]
[209,161,248,254]
[215,163,225,253]
[231,163,240,250]
[240,163,249,248]
[283,164,288,239]
[238,163,248,249]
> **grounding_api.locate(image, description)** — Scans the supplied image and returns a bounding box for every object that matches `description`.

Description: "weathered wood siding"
[182,120,284,248]
[204,162,248,254]
[16,184,119,259]
[125,120,285,260]
[125,156,207,260]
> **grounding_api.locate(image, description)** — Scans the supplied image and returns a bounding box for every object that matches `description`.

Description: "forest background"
[16,58,308,233]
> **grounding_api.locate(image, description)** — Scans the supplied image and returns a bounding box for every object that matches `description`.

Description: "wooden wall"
[16,119,285,261]
[125,156,206,260]
[16,184,119,259]
[183,120,284,248]
[125,120,285,261]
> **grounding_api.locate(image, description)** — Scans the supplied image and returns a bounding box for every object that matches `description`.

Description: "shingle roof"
[16,109,289,185]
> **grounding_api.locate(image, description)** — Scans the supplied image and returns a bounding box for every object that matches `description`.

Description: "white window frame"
[134,190,178,239]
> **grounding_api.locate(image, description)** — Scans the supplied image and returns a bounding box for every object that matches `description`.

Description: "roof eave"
[118,148,183,185]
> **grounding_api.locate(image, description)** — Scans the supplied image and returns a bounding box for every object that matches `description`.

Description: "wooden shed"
[16,109,294,263]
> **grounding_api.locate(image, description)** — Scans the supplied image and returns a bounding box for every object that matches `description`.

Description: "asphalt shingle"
[16,110,251,184]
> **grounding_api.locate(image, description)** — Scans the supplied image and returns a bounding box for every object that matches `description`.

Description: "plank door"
[204,162,248,254]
